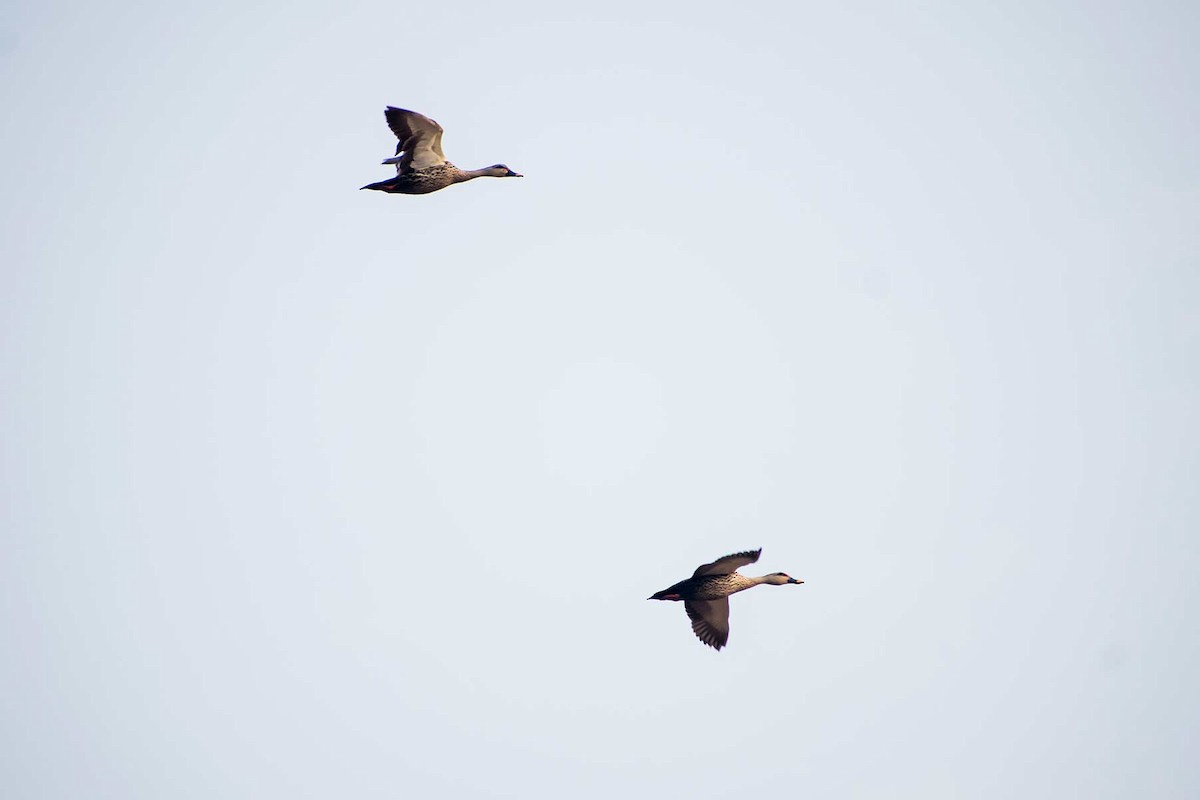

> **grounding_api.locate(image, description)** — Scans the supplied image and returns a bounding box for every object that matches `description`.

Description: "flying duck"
[649,548,803,650]
[360,106,522,194]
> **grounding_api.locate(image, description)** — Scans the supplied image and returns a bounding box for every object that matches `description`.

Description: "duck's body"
[652,571,772,601]
[649,548,803,650]
[360,106,521,194]
[361,161,517,194]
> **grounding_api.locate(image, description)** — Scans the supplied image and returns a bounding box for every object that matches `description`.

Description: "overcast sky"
[2,1,1197,797]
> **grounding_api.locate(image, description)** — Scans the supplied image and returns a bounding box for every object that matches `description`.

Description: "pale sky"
[2,1,1198,798]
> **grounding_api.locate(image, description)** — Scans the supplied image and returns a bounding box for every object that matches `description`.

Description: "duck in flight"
[360,106,522,194]
[649,548,803,650]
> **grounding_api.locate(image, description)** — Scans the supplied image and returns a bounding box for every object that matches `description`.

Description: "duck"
[649,548,803,650]
[360,106,522,194]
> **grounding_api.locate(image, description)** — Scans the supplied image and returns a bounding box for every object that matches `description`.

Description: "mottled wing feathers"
[384,106,447,172]
[692,548,762,577]
[685,598,731,650]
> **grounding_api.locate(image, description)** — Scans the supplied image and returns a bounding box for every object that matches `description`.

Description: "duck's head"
[486,164,523,178]
[765,572,804,586]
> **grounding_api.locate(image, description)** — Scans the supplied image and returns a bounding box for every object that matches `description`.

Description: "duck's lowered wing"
[684,598,730,650]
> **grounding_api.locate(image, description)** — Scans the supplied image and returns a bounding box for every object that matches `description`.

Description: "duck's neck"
[459,165,512,181]
[748,573,792,588]
[724,573,771,594]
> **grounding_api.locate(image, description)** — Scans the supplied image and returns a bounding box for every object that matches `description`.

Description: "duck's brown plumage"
[360,106,522,194]
[649,548,803,651]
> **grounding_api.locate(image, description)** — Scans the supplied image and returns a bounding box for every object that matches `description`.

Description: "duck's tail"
[360,178,396,192]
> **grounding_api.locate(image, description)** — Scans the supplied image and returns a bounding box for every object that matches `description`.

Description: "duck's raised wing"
[692,548,762,577]
[384,106,447,172]
[685,598,730,650]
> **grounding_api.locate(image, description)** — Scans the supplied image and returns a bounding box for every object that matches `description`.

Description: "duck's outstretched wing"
[693,548,762,577]
[685,598,730,650]
[382,107,447,173]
